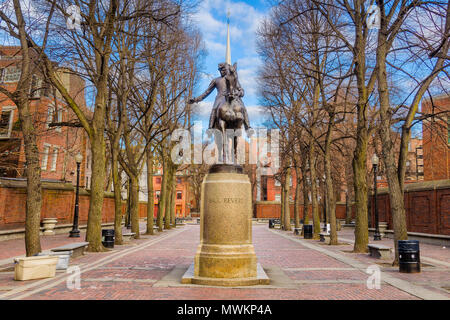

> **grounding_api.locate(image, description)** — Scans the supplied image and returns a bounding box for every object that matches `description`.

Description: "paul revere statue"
[188,62,250,131]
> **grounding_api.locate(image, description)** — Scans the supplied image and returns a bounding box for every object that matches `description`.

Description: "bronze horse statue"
[189,62,250,164]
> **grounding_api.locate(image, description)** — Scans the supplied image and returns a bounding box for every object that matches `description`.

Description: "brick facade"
[422,94,450,181]
[0,46,90,187]
[370,180,450,235]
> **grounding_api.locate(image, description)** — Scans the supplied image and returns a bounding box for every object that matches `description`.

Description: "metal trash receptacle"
[102,229,115,248]
[398,240,420,273]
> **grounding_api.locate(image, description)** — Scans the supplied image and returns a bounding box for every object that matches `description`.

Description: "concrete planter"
[38,251,72,270]
[42,218,58,236]
[14,256,58,281]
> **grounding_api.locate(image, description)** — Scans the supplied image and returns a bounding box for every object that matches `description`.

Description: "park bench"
[122,232,136,241]
[294,226,302,235]
[51,242,89,259]
[319,232,330,244]
[368,244,392,260]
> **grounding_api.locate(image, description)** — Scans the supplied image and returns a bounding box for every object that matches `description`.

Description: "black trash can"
[303,224,313,239]
[398,240,420,273]
[269,219,274,228]
[102,229,115,248]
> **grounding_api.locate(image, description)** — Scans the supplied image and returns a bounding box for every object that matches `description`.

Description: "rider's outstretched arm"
[191,79,216,103]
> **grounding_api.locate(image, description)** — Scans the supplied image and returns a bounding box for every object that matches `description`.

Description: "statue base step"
[181,262,270,287]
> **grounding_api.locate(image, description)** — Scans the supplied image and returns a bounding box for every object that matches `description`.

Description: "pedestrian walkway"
[0,224,448,300]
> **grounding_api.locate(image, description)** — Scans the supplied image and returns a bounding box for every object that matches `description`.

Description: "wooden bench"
[122,232,136,241]
[368,244,392,260]
[51,242,89,259]
[319,232,330,244]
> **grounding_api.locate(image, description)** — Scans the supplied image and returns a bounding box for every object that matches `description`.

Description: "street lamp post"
[127,178,131,229]
[69,152,83,238]
[372,154,381,241]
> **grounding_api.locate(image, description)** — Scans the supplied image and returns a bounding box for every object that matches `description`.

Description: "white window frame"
[46,106,54,129]
[50,146,59,172]
[41,143,51,170]
[56,108,62,133]
[0,106,15,139]
[3,66,21,83]
[274,179,281,187]
[275,194,281,202]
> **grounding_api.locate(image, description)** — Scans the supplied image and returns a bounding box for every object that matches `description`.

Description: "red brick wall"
[0,180,119,230]
[370,180,450,235]
[422,95,449,181]
[254,202,348,220]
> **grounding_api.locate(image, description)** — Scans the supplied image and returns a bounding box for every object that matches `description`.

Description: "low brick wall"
[254,201,348,220]
[370,179,450,235]
[0,178,122,230]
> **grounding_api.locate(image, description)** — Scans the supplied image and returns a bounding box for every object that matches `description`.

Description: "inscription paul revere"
[209,198,243,204]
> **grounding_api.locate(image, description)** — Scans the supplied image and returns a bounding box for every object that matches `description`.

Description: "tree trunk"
[146,150,155,235]
[284,168,292,231]
[301,163,310,226]
[130,175,140,239]
[170,174,176,227]
[309,141,320,239]
[164,165,173,230]
[345,192,352,224]
[376,31,408,264]
[280,182,285,229]
[12,0,41,256]
[85,135,108,252]
[352,128,369,253]
[111,149,123,245]
[324,114,338,245]
[158,158,167,232]
[18,99,42,256]
[325,152,337,245]
[294,171,301,229]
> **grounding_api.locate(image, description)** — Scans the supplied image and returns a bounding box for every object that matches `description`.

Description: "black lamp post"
[69,152,83,238]
[126,177,131,229]
[372,154,381,241]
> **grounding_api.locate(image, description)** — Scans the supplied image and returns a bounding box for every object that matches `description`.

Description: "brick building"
[137,164,191,218]
[0,46,90,187]
[422,94,450,181]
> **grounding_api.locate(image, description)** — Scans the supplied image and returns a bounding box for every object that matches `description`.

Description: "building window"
[155,190,160,199]
[0,107,14,139]
[177,178,182,184]
[156,177,161,184]
[3,67,21,82]
[50,147,58,172]
[275,194,281,202]
[177,191,182,200]
[46,107,54,129]
[274,179,281,187]
[41,144,50,170]
[56,109,62,133]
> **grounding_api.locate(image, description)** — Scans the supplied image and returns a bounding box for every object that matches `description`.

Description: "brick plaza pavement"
[0,223,448,300]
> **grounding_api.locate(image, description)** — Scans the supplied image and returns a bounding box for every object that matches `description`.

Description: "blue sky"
[190,0,271,128]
